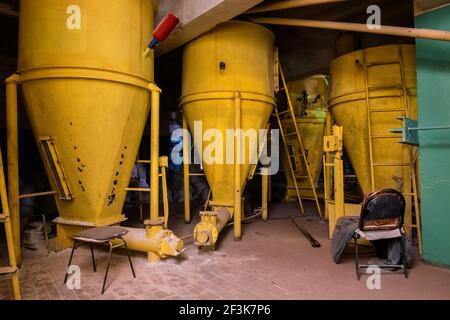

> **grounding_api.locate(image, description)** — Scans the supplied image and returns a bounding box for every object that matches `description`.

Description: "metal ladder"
[362,48,422,256]
[275,65,323,220]
[0,146,21,300]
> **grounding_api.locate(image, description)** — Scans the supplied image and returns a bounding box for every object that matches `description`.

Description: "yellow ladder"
[0,146,21,300]
[275,65,323,220]
[362,48,422,257]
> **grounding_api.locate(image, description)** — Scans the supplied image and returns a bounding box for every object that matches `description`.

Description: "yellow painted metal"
[281,75,328,201]
[5,74,20,264]
[276,67,323,219]
[182,115,191,224]
[323,125,367,237]
[111,220,184,263]
[0,145,21,300]
[159,157,169,229]
[17,0,154,236]
[181,21,276,247]
[324,110,333,220]
[149,84,162,221]
[261,167,269,222]
[329,45,418,194]
[14,1,183,259]
[193,209,230,247]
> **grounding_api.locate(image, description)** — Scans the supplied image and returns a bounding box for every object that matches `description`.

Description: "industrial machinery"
[5,0,183,263]
[326,44,420,245]
[180,21,276,248]
[280,75,328,202]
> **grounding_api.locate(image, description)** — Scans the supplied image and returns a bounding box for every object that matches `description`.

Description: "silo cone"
[181,22,276,247]
[329,44,418,194]
[281,75,328,201]
[13,0,183,259]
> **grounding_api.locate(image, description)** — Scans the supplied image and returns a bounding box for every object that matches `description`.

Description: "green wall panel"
[415,5,450,267]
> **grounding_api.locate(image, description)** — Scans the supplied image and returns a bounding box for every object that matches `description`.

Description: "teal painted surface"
[415,5,450,268]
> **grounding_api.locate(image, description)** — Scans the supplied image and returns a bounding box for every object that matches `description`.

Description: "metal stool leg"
[101,242,114,294]
[354,235,361,281]
[90,243,96,272]
[121,237,136,278]
[64,240,77,284]
[401,235,409,279]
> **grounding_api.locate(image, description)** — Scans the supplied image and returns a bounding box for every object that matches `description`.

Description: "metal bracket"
[390,116,419,146]
[391,116,450,146]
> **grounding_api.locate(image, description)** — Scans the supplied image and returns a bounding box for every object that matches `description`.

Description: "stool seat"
[74,226,128,243]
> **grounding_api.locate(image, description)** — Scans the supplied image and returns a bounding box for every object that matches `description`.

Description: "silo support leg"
[148,83,162,222]
[5,74,21,265]
[234,94,242,241]
[182,115,191,224]
[262,167,269,222]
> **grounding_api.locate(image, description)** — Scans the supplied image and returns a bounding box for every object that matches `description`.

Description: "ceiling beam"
[154,0,263,56]
[414,0,450,16]
[246,0,348,14]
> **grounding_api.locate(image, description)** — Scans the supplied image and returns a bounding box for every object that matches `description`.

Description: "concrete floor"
[1,202,449,300]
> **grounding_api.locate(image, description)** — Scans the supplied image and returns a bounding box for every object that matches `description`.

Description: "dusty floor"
[1,202,449,300]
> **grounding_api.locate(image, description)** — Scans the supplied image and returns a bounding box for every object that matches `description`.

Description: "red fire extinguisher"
[148,12,180,49]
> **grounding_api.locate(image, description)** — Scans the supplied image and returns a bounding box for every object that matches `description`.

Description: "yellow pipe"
[182,115,191,224]
[149,83,162,221]
[246,0,347,14]
[5,74,21,265]
[248,17,450,42]
[194,208,231,247]
[261,167,269,222]
[111,223,184,263]
[234,94,242,241]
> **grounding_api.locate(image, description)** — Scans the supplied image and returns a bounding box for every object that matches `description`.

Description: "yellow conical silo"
[329,44,417,194]
[281,75,328,201]
[9,0,183,259]
[180,21,276,247]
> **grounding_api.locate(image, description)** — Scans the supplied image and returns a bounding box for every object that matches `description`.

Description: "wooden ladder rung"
[371,135,402,139]
[369,108,406,113]
[368,83,404,90]
[0,266,18,275]
[285,132,297,137]
[372,163,411,167]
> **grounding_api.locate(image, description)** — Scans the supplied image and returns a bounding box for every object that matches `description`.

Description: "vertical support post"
[149,83,162,221]
[6,74,21,265]
[333,126,345,228]
[234,93,242,241]
[182,114,191,224]
[324,111,332,220]
[160,157,169,229]
[261,167,269,222]
[135,156,144,221]
[334,152,344,220]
